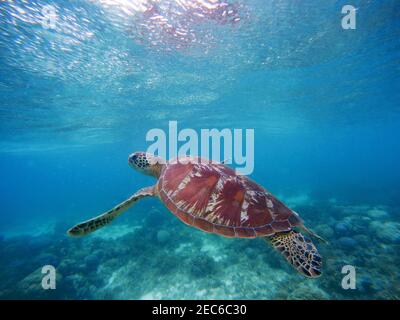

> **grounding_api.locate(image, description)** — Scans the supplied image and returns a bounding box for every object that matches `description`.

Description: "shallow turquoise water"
[0,0,399,299]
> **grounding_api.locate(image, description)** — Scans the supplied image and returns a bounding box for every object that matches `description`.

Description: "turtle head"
[128,152,164,178]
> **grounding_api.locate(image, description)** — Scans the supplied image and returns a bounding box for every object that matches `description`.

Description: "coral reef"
[0,202,399,300]
[156,230,170,244]
[370,221,400,244]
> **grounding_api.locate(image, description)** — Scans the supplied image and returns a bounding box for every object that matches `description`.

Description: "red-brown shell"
[157,157,303,238]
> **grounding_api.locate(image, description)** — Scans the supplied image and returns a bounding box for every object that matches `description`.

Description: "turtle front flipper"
[67,186,155,237]
[268,230,322,278]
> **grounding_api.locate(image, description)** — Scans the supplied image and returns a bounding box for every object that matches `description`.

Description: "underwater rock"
[335,222,350,236]
[314,224,334,239]
[335,215,368,236]
[366,208,389,219]
[189,254,217,278]
[339,205,371,216]
[156,230,170,243]
[370,221,400,244]
[337,237,358,249]
[287,283,329,300]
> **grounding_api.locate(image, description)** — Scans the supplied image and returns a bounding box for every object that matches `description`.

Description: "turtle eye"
[129,154,137,164]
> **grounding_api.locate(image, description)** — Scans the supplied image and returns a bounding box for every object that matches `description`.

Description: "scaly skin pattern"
[157,157,303,238]
[270,230,322,278]
[68,186,154,236]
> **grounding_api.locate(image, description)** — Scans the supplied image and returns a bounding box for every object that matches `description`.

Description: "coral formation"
[0,201,399,299]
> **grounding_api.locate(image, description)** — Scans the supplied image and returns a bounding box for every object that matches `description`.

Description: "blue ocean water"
[0,0,399,299]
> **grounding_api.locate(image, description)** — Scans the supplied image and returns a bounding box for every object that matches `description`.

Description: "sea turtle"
[68,152,325,278]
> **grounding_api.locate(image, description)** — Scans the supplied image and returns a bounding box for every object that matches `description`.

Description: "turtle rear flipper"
[268,230,322,278]
[67,186,155,237]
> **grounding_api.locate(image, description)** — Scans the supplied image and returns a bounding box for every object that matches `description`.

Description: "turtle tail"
[268,230,322,278]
